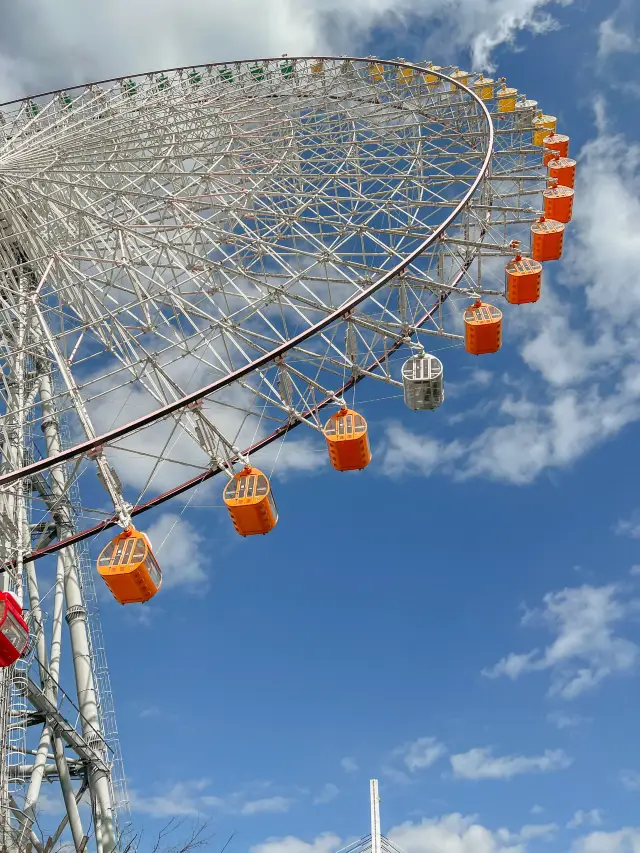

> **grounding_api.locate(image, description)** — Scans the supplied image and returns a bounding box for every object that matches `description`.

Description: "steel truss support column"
[38,374,116,853]
[0,253,34,852]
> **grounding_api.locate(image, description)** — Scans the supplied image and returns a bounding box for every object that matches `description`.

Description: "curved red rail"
[4,237,485,571]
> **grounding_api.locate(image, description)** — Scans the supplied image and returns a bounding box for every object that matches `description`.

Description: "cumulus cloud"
[616,512,640,540]
[130,779,210,818]
[501,825,557,843]
[396,736,448,772]
[88,355,321,503]
[132,779,297,819]
[482,584,640,699]
[239,797,295,816]
[138,706,161,719]
[251,833,342,853]
[572,828,640,853]
[340,757,359,774]
[380,106,640,487]
[313,784,339,805]
[390,815,525,853]
[253,814,562,853]
[568,811,604,830]
[0,0,576,101]
[547,711,590,729]
[36,790,68,816]
[382,736,448,784]
[145,513,210,591]
[619,770,640,791]
[251,822,640,853]
[598,2,640,60]
[450,747,571,780]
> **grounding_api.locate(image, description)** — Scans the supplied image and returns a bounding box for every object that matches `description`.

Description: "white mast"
[370,780,382,853]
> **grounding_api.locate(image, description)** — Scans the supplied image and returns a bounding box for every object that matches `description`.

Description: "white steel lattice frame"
[0,55,550,851]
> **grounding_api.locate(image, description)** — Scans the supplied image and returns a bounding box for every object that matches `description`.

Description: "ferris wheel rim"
[0,57,494,490]
[3,239,484,571]
[0,54,486,108]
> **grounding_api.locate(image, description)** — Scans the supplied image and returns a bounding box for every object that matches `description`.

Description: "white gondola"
[402,353,444,411]
[514,98,538,130]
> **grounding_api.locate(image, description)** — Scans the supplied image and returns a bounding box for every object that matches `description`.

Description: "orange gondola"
[223,466,278,536]
[97,527,162,605]
[543,133,570,165]
[543,184,574,223]
[464,301,502,355]
[548,156,577,189]
[324,408,372,472]
[531,215,565,262]
[505,255,543,305]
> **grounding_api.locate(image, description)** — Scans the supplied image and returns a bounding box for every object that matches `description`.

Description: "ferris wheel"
[0,55,575,853]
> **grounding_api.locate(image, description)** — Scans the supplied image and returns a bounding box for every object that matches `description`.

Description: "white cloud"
[254,434,324,478]
[251,833,342,853]
[202,780,298,816]
[0,0,577,102]
[616,512,640,540]
[383,736,447,784]
[397,736,448,772]
[572,828,640,853]
[145,512,210,591]
[381,765,413,785]
[202,791,296,816]
[340,757,359,774]
[517,288,617,388]
[139,705,161,718]
[382,424,463,479]
[240,797,295,816]
[88,358,321,504]
[568,811,604,830]
[483,585,640,699]
[450,747,572,780]
[598,15,639,59]
[255,813,561,853]
[547,711,590,729]
[613,80,640,99]
[531,806,545,815]
[389,814,546,853]
[131,779,296,818]
[130,779,210,818]
[500,825,557,843]
[562,131,640,326]
[314,784,339,805]
[619,770,640,791]
[37,790,67,816]
[252,816,640,853]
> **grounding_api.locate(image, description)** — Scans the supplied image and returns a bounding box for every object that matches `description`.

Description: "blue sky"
[3,1,640,852]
